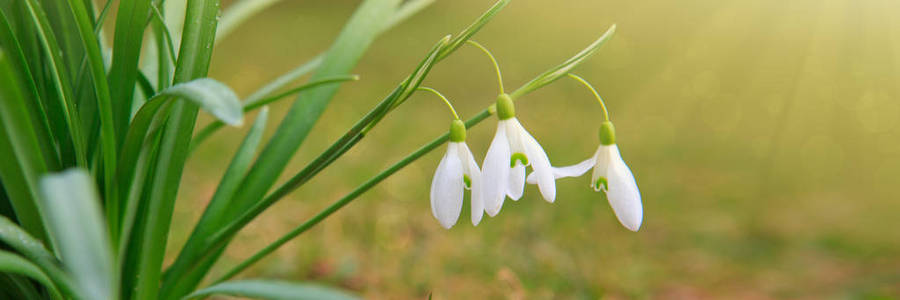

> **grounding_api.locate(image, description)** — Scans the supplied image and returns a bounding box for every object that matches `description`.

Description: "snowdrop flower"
[424,87,484,228]
[528,121,641,231]
[481,94,556,217]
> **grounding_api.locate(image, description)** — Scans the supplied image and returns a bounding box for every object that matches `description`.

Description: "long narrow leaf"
[192,0,438,148]
[191,75,358,149]
[0,217,79,298]
[117,77,243,213]
[21,0,87,166]
[157,1,396,294]
[511,24,616,98]
[160,1,401,297]
[184,0,508,286]
[207,37,449,257]
[127,0,222,298]
[223,0,400,242]
[39,169,115,300]
[0,10,59,170]
[436,0,510,60]
[160,107,269,297]
[107,0,153,142]
[0,49,49,242]
[185,280,358,300]
[0,250,62,299]
[65,0,119,241]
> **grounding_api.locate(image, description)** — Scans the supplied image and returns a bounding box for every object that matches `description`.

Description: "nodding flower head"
[480,94,556,217]
[431,120,484,229]
[527,121,642,231]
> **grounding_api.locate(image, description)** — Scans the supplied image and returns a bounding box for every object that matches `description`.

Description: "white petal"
[605,145,643,231]
[507,162,525,200]
[591,146,612,191]
[513,120,556,202]
[480,123,511,217]
[458,142,484,226]
[526,157,596,184]
[430,143,464,229]
[504,119,526,155]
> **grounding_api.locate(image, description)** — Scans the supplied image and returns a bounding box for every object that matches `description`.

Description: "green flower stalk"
[526,74,642,231]
[419,87,484,228]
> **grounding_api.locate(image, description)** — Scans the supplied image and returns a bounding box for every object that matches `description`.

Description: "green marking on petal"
[463,174,472,189]
[594,177,608,191]
[510,153,528,167]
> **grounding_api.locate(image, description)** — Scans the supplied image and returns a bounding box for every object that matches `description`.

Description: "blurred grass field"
[172,0,900,298]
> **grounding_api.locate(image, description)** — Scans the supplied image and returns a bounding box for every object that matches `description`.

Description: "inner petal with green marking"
[463,174,472,189]
[510,152,528,167]
[594,177,609,191]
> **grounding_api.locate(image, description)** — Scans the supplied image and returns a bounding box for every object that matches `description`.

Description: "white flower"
[431,139,483,229]
[527,143,642,231]
[481,95,555,217]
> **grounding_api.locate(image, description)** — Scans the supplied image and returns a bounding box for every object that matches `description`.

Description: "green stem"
[214,109,493,282]
[567,73,609,121]
[417,87,459,119]
[466,40,504,94]
[190,75,360,151]
[149,4,178,67]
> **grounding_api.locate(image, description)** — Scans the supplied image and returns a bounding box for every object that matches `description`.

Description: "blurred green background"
[172,0,900,298]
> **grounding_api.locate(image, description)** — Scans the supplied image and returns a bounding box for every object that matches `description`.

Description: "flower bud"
[496,93,515,120]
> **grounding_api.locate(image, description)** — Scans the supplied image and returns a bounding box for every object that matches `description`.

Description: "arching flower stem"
[567,73,610,121]
[417,87,461,120]
[467,40,505,94]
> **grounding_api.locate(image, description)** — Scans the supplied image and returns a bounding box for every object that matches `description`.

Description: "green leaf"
[126,0,222,299]
[160,107,269,296]
[159,78,243,126]
[20,0,87,166]
[191,0,438,148]
[0,48,49,242]
[107,0,153,142]
[436,0,509,60]
[0,9,60,170]
[65,0,119,241]
[191,75,359,149]
[115,78,243,232]
[0,250,62,299]
[511,24,616,99]
[221,0,401,222]
[185,280,358,300]
[161,1,400,297]
[194,0,508,283]
[39,169,116,300]
[0,216,79,298]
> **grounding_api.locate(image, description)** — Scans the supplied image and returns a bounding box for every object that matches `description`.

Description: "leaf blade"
[185,280,359,300]
[39,169,116,300]
[0,250,62,299]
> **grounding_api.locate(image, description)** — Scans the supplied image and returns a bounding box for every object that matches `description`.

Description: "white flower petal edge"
[525,157,595,184]
[481,122,511,217]
[604,145,642,231]
[458,142,484,226]
[526,144,643,231]
[430,143,464,229]
[506,119,556,202]
[507,163,525,200]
